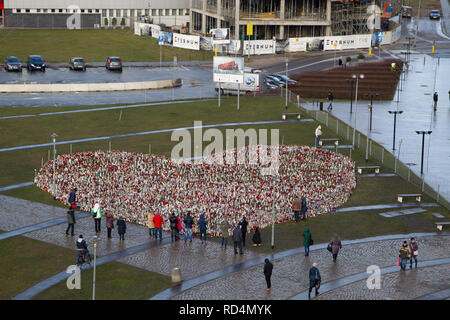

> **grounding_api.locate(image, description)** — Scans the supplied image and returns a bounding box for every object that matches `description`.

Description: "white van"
[215,71,261,95]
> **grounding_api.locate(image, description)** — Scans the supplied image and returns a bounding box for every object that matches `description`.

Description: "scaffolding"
[331,1,371,36]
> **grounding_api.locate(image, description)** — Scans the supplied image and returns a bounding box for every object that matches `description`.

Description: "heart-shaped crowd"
[35,145,356,235]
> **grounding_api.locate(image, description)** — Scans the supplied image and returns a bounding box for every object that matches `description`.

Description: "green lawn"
[0,29,213,63]
[0,233,171,299]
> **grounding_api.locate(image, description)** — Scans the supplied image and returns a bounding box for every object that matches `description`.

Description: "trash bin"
[319,102,323,111]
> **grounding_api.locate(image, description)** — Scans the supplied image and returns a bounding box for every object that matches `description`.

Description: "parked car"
[271,74,297,85]
[106,57,122,72]
[4,56,22,72]
[266,75,285,87]
[429,10,440,20]
[69,57,86,71]
[264,78,280,90]
[27,55,46,72]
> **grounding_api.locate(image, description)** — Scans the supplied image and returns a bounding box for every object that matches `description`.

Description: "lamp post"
[364,93,378,131]
[285,59,288,110]
[346,79,355,113]
[416,130,432,175]
[51,133,58,198]
[92,235,99,300]
[388,111,403,150]
[352,74,364,148]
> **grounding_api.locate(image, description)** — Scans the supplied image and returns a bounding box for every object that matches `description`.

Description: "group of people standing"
[398,238,419,271]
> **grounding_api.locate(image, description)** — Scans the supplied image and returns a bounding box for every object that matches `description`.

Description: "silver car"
[106,57,122,72]
[5,56,22,72]
[69,57,86,71]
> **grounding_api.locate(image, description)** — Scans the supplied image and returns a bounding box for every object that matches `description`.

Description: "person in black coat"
[252,227,262,246]
[117,217,127,240]
[232,225,243,254]
[169,213,178,242]
[239,217,248,246]
[308,262,321,299]
[263,258,273,291]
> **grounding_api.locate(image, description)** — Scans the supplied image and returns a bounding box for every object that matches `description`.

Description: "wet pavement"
[309,53,450,202]
[0,66,215,107]
[169,235,450,300]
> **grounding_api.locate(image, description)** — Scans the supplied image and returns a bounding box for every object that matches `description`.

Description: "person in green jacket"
[302,227,312,256]
[220,219,230,249]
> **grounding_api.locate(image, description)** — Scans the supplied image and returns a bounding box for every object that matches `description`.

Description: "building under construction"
[190,0,380,40]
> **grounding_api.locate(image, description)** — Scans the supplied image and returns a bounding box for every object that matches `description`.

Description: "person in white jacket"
[91,202,103,233]
[315,125,322,148]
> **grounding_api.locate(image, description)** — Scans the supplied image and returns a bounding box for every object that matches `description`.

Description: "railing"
[283,90,450,210]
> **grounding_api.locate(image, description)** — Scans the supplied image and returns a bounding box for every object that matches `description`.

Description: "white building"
[2,0,190,28]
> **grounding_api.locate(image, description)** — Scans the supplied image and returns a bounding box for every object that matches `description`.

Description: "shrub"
[112,17,117,27]
[357,53,365,60]
[346,56,352,63]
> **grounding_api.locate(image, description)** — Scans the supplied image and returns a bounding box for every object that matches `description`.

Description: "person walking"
[327,91,334,112]
[176,215,182,241]
[329,233,342,262]
[433,91,438,111]
[239,217,248,247]
[220,218,230,248]
[300,194,308,221]
[169,212,178,242]
[292,196,301,222]
[252,227,262,246]
[308,262,321,299]
[263,258,273,291]
[91,202,102,234]
[105,213,114,239]
[338,56,343,68]
[302,227,312,257]
[153,212,163,241]
[398,240,411,271]
[198,213,208,244]
[315,125,322,148]
[183,212,194,243]
[233,225,243,255]
[147,211,155,239]
[409,237,419,269]
[65,202,76,236]
[117,216,126,241]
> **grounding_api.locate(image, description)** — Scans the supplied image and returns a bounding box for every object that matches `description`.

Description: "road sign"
[158,35,164,45]
[246,22,253,36]
[377,31,383,43]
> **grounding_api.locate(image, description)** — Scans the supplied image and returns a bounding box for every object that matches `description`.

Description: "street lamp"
[364,93,379,131]
[388,111,403,150]
[51,133,58,199]
[352,74,364,148]
[92,235,99,300]
[416,130,432,175]
[346,79,355,113]
[285,59,289,110]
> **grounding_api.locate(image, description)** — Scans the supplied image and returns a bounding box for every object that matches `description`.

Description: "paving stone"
[432,213,445,219]
[379,208,426,218]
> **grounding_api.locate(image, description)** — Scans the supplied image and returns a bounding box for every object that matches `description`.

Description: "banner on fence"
[213,56,244,84]
[323,34,372,50]
[243,40,276,55]
[200,36,213,51]
[173,33,200,50]
[209,28,231,44]
[287,38,308,52]
[158,31,172,45]
[150,24,162,38]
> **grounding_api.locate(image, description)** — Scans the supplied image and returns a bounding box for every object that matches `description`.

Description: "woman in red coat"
[153,213,163,240]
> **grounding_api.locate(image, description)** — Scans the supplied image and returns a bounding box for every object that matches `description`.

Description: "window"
[165,9,170,15]
[43,9,48,13]
[25,9,30,13]
[159,9,163,16]
[109,9,114,17]
[59,9,63,13]
[130,9,135,17]
[172,9,177,15]
[116,10,122,17]
[102,9,107,16]
[152,9,157,16]
[96,9,100,13]
[145,9,149,16]
[137,10,142,16]
[37,9,41,13]
[51,9,55,13]
[81,9,85,13]
[179,9,184,15]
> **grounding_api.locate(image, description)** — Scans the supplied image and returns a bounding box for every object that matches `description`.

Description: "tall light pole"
[364,93,379,131]
[92,235,99,300]
[347,79,355,113]
[285,59,288,109]
[352,74,364,147]
[388,111,403,150]
[416,131,432,175]
[51,133,58,198]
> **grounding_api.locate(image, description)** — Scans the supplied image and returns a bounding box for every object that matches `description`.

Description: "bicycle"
[76,249,92,268]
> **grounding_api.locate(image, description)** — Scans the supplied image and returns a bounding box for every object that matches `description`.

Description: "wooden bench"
[357,166,381,174]
[397,193,422,203]
[319,138,339,146]
[435,222,450,231]
[282,113,301,120]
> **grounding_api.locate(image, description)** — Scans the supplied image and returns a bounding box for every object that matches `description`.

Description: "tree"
[112,17,117,29]
[120,18,126,29]
[104,17,109,29]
